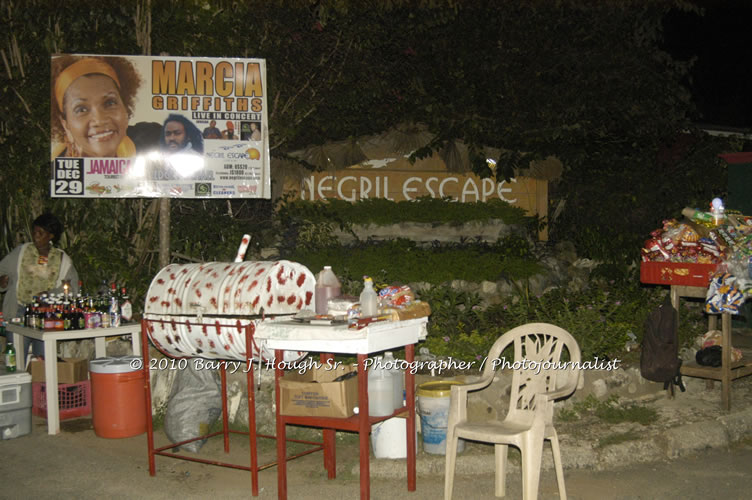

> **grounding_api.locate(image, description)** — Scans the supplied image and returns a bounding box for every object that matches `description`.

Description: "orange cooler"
[89,356,147,438]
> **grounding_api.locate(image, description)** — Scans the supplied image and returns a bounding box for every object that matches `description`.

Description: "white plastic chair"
[444,323,581,500]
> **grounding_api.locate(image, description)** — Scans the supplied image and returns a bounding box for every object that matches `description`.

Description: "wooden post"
[159,198,170,268]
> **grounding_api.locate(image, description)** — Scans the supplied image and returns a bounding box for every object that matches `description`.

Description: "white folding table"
[8,323,142,435]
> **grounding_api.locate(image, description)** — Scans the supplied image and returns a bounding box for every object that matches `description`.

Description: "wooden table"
[8,323,142,434]
[672,285,752,410]
[253,317,428,500]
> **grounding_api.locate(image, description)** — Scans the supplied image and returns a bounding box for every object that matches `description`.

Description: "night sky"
[662,1,752,128]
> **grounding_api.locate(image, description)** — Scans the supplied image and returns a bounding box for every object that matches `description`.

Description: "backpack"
[640,295,685,394]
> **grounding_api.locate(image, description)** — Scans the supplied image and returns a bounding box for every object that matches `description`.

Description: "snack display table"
[671,285,752,410]
[253,317,428,500]
[8,323,142,434]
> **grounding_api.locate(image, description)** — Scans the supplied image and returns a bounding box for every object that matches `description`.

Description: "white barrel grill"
[144,260,314,362]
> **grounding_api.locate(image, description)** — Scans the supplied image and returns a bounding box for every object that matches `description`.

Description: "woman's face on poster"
[60,74,129,157]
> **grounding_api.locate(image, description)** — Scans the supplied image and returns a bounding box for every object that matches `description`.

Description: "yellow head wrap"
[54,58,121,113]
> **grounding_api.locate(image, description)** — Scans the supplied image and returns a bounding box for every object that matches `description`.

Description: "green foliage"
[287,237,543,294]
[558,394,658,428]
[276,196,540,292]
[169,199,277,262]
[421,274,676,363]
[277,197,531,226]
[420,287,495,361]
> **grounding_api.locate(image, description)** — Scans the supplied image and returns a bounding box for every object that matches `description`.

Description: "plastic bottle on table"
[359,277,378,317]
[315,266,342,315]
[711,197,726,226]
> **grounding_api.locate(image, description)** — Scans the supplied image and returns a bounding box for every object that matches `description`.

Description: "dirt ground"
[3,413,752,500]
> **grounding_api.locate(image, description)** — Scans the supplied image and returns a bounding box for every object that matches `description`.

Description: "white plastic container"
[370,416,417,459]
[315,266,341,315]
[382,351,404,410]
[360,277,378,317]
[368,357,395,417]
[0,371,32,440]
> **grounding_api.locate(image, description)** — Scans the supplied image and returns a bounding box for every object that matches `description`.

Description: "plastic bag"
[704,272,745,314]
[164,358,222,452]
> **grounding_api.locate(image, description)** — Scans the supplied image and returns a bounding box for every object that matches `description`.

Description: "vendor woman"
[0,213,79,355]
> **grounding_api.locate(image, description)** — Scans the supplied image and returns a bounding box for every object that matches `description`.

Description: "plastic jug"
[359,277,378,317]
[315,266,341,315]
[383,351,404,409]
[368,357,395,417]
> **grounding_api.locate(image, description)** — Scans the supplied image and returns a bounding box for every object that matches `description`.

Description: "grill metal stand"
[140,318,322,496]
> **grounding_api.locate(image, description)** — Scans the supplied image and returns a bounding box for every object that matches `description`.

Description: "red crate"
[32,380,91,420]
[640,261,718,288]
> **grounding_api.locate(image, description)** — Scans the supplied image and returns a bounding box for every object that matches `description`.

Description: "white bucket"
[370,417,416,459]
[417,381,465,455]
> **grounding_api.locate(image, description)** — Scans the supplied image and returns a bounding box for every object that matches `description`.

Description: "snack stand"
[641,205,752,410]
[8,322,141,434]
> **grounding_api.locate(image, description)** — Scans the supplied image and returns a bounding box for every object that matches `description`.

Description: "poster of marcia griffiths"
[50,54,270,199]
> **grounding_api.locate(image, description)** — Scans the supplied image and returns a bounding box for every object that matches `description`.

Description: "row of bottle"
[23,283,133,331]
[315,266,379,317]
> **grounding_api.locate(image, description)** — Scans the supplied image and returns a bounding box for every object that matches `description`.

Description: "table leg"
[12,332,24,371]
[44,339,60,435]
[220,365,230,453]
[405,344,416,491]
[722,312,731,411]
[246,325,259,497]
[141,320,157,476]
[94,337,106,358]
[319,353,336,478]
[275,349,288,500]
[357,353,370,500]
[322,429,336,479]
[131,328,142,357]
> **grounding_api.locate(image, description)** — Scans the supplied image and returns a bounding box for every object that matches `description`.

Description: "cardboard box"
[279,364,358,418]
[640,261,717,288]
[29,358,89,384]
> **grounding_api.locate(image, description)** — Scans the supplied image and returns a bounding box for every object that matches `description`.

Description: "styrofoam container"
[0,371,32,440]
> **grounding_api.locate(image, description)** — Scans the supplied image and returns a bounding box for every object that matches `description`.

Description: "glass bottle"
[4,341,16,372]
[120,287,133,323]
[109,282,120,328]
